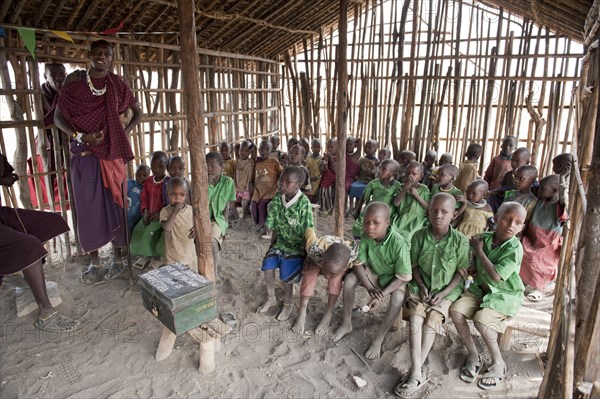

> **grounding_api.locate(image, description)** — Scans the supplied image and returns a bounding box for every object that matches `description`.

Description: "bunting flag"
[101,21,124,35]
[0,27,6,38]
[16,28,36,59]
[51,30,74,43]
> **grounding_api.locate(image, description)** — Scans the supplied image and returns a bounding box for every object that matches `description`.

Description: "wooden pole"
[177,0,215,283]
[335,0,349,238]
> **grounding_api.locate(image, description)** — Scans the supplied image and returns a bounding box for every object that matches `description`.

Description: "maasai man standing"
[54,40,142,283]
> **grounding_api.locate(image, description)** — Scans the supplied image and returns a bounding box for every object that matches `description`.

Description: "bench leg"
[156,327,177,361]
[499,327,514,351]
[199,338,216,374]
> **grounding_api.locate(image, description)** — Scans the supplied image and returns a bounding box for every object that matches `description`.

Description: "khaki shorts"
[211,221,224,248]
[450,292,510,333]
[403,292,452,335]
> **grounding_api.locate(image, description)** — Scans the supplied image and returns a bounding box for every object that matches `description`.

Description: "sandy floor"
[0,212,552,398]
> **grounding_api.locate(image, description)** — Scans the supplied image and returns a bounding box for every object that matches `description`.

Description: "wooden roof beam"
[9,0,26,24]
[76,0,103,31]
[33,0,53,26]
[49,0,67,27]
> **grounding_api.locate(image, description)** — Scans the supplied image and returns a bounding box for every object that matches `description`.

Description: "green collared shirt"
[469,231,525,316]
[265,192,315,256]
[409,227,470,301]
[356,228,412,287]
[391,183,431,240]
[208,175,236,235]
[352,179,401,237]
[431,184,464,209]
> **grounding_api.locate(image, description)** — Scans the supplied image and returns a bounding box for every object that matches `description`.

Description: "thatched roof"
[0,0,593,58]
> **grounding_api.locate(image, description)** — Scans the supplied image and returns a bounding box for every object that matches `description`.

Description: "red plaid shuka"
[57,70,136,162]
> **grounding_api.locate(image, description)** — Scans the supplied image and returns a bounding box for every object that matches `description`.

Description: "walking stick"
[121,179,134,285]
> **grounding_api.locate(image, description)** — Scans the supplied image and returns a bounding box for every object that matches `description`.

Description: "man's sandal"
[460,355,482,383]
[104,263,125,281]
[35,312,80,333]
[394,371,429,397]
[477,363,507,390]
[81,264,101,284]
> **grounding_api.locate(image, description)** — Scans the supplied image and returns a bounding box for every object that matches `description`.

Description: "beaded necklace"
[153,175,166,184]
[86,70,107,96]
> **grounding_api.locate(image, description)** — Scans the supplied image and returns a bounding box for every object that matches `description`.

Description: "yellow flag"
[51,30,74,43]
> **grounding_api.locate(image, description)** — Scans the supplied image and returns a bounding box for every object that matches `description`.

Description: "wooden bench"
[499,306,552,350]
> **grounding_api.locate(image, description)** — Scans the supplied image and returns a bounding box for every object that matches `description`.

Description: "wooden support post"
[334,0,349,238]
[177,0,215,284]
[155,326,177,361]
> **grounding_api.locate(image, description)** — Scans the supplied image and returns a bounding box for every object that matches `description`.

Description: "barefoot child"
[352,159,401,239]
[395,193,470,397]
[127,164,150,236]
[251,141,283,235]
[455,143,482,193]
[504,165,538,222]
[258,166,315,321]
[160,177,197,272]
[288,144,312,195]
[391,161,431,240]
[292,227,358,335]
[305,139,322,203]
[455,180,494,238]
[483,135,517,190]
[131,151,169,270]
[234,141,254,220]
[450,202,527,391]
[318,138,337,215]
[332,202,411,360]
[520,174,568,302]
[207,152,236,273]
[349,139,379,202]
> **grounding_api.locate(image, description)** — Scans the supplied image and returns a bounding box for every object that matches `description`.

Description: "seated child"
[520,174,568,302]
[318,138,337,215]
[450,202,527,391]
[288,144,312,195]
[332,202,411,360]
[483,135,516,190]
[345,137,362,216]
[396,149,417,181]
[378,148,391,163]
[395,193,470,397]
[391,161,431,240]
[305,139,323,203]
[455,143,482,193]
[167,155,190,204]
[127,164,150,236]
[251,141,283,234]
[430,164,466,210]
[270,134,283,161]
[160,177,197,272]
[234,140,254,220]
[206,152,236,273]
[427,152,452,187]
[220,142,235,179]
[292,227,358,335]
[455,179,494,238]
[504,165,538,222]
[552,153,573,175]
[488,147,531,212]
[258,166,315,321]
[421,149,437,187]
[131,151,169,270]
[352,159,401,239]
[298,137,310,160]
[349,139,379,204]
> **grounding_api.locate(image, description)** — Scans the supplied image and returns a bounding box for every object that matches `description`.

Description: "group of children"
[121,134,570,395]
